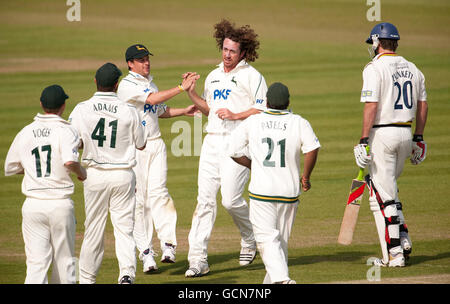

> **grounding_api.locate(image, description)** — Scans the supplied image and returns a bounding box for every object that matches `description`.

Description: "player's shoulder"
[206,65,222,78]
[289,112,312,126]
[249,111,264,121]
[363,59,376,71]
[237,61,263,79]
[71,99,92,114]
[118,73,140,87]
[18,121,36,136]
[51,117,79,139]
[400,56,422,72]
[244,62,261,74]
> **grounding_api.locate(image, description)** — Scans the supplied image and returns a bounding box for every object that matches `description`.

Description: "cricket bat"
[337,167,366,245]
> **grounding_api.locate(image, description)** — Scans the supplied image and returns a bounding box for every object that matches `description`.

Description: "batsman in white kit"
[4,85,87,284]
[184,19,268,277]
[229,82,320,284]
[354,23,428,267]
[117,44,199,273]
[69,63,146,284]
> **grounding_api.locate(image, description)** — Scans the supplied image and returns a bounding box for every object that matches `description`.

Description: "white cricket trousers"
[79,167,136,284]
[368,127,412,261]
[133,137,177,255]
[22,198,76,284]
[188,133,255,263]
[249,199,298,284]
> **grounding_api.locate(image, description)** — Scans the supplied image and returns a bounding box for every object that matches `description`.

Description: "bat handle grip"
[357,168,365,181]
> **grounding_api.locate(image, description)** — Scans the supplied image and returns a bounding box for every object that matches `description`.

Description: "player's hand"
[301,176,311,192]
[181,73,200,91]
[411,135,427,165]
[182,72,197,79]
[216,108,236,120]
[184,104,199,117]
[354,139,371,168]
[77,167,87,181]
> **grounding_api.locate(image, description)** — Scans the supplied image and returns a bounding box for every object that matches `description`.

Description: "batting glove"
[411,134,427,165]
[354,137,371,169]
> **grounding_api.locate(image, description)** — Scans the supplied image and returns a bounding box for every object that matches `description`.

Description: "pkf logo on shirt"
[214,89,231,100]
[144,104,159,114]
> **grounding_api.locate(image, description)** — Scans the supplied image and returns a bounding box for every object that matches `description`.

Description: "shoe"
[372,254,405,267]
[119,275,132,284]
[239,247,257,266]
[141,248,158,273]
[161,243,176,263]
[372,258,387,267]
[400,233,412,260]
[388,254,405,267]
[185,261,210,278]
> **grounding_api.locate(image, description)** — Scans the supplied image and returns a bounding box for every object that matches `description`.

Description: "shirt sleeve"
[118,80,154,105]
[417,70,427,102]
[130,106,146,149]
[157,103,168,117]
[228,118,250,158]
[59,126,81,164]
[360,63,381,103]
[250,73,268,111]
[201,75,210,104]
[68,106,81,136]
[299,118,321,154]
[4,132,24,176]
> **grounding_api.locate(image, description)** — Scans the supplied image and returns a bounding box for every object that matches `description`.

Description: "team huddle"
[4,20,428,284]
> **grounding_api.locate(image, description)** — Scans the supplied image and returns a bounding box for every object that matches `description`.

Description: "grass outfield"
[0,0,449,284]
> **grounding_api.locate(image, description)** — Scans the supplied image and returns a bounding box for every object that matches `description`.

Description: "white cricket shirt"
[228,109,320,202]
[203,60,268,134]
[4,114,80,199]
[68,92,146,169]
[117,71,167,140]
[361,53,427,125]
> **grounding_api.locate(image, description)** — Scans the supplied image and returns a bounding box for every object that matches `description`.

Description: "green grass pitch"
[0,0,449,284]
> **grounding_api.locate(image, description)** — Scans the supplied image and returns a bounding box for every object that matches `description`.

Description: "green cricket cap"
[125,44,153,61]
[95,63,122,87]
[266,82,290,109]
[40,84,69,109]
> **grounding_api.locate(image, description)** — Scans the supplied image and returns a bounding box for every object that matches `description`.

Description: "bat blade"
[338,170,366,245]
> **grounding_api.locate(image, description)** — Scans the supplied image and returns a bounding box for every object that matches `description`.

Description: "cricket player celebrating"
[229,82,320,284]
[184,19,268,277]
[69,63,146,284]
[354,23,428,267]
[117,44,199,273]
[5,85,86,284]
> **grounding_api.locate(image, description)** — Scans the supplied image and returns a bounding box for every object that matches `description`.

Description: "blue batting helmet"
[366,22,400,44]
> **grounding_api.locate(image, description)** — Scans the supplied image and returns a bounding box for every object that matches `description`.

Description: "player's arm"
[159,104,198,118]
[64,161,87,181]
[354,101,376,168]
[360,101,378,139]
[186,78,210,116]
[216,107,261,121]
[411,100,428,165]
[130,107,146,151]
[414,100,428,135]
[228,119,251,167]
[217,73,267,121]
[146,73,199,105]
[231,156,251,169]
[301,148,319,192]
[4,134,24,176]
